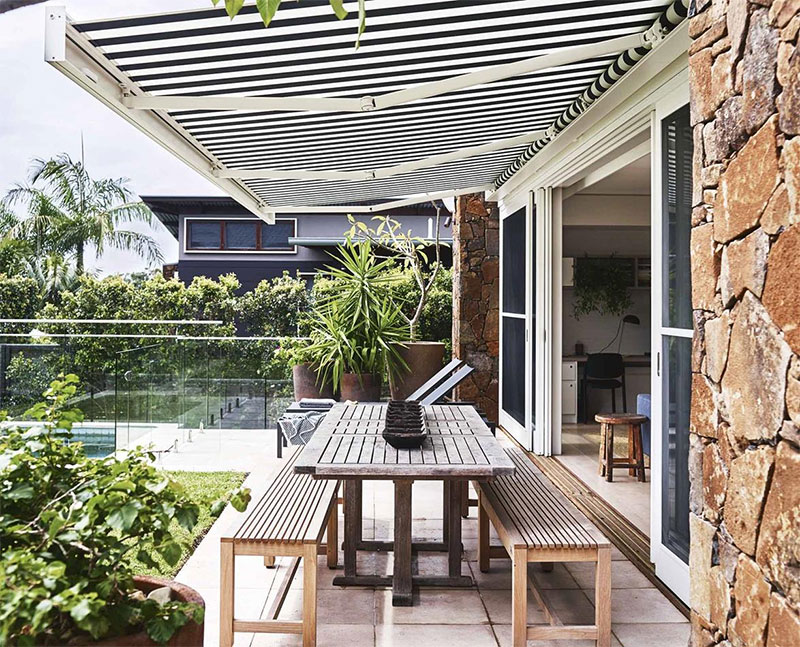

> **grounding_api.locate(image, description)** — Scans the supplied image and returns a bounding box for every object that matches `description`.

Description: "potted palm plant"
[275,338,334,401]
[308,241,408,401]
[345,211,448,399]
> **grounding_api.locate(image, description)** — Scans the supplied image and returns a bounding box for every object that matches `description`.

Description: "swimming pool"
[2,422,117,458]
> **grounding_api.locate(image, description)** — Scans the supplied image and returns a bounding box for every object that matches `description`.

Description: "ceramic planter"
[389,341,446,400]
[86,576,204,646]
[340,373,381,402]
[292,363,334,401]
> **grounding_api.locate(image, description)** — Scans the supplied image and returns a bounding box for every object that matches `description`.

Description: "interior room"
[557,153,653,537]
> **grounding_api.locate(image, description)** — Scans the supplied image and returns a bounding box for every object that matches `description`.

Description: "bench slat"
[231,448,338,544]
[476,446,609,550]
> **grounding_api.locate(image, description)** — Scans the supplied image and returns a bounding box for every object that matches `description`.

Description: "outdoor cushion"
[277,411,327,446]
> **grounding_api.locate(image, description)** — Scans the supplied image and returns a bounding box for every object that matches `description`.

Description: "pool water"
[69,427,116,458]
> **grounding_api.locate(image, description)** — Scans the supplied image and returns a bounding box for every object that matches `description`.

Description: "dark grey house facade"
[143,197,452,291]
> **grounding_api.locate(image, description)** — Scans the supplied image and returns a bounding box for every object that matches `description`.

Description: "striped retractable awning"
[53,0,688,215]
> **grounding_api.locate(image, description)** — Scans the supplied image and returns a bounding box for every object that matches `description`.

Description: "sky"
[0,1,226,275]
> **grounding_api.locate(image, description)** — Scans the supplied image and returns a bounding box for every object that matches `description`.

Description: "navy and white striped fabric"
[71,0,686,208]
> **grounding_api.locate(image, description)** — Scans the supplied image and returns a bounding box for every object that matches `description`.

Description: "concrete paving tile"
[585,588,688,624]
[566,560,653,590]
[376,589,489,625]
[539,588,596,625]
[376,624,497,647]
[493,624,621,647]
[251,623,375,647]
[478,589,548,625]
[278,588,377,625]
[612,621,690,646]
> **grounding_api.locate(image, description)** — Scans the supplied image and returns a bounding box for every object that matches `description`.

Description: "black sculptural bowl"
[383,400,427,449]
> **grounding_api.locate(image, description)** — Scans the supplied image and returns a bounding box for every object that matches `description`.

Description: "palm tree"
[23,254,81,303]
[5,153,163,274]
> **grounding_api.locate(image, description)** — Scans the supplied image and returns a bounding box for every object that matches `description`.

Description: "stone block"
[704,312,731,383]
[691,49,717,124]
[691,223,720,310]
[760,183,792,235]
[742,9,780,133]
[714,117,779,243]
[770,0,800,29]
[777,43,800,135]
[690,513,718,620]
[787,359,800,426]
[719,228,769,303]
[704,442,729,522]
[691,374,719,438]
[710,565,732,633]
[766,593,800,647]
[712,52,735,110]
[721,292,791,441]
[719,536,741,583]
[730,555,771,647]
[783,137,800,225]
[727,0,749,63]
[756,441,800,606]
[724,445,775,555]
[691,20,729,57]
[690,433,707,515]
[763,224,800,354]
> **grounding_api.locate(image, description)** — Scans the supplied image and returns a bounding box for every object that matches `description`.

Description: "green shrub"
[237,272,309,337]
[0,375,251,645]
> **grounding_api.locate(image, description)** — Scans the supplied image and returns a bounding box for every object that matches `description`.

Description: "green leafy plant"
[572,255,633,319]
[0,375,251,646]
[345,212,449,341]
[238,272,309,337]
[210,0,367,46]
[308,241,408,390]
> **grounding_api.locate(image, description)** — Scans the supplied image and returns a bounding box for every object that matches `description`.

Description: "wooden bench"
[474,446,612,647]
[220,449,339,647]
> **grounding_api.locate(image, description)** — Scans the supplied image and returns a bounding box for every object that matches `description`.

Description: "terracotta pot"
[89,576,204,647]
[389,342,446,400]
[292,363,334,401]
[340,373,381,402]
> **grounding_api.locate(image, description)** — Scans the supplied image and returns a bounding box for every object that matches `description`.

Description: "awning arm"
[213,131,547,181]
[120,32,646,114]
[263,185,493,215]
[44,6,275,223]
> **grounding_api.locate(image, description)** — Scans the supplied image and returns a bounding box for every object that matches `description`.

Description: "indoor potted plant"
[0,375,251,647]
[345,211,448,399]
[275,338,334,401]
[308,241,408,401]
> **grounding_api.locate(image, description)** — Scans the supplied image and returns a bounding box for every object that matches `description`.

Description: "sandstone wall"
[452,194,499,423]
[688,1,800,645]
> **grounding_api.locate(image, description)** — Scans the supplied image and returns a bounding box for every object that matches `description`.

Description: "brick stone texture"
[689,2,800,645]
[452,193,499,423]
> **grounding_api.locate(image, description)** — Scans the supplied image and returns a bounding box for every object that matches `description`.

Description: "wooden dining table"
[294,402,515,606]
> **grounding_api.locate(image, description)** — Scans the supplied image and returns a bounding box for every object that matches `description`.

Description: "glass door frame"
[498,202,532,447]
[650,92,691,604]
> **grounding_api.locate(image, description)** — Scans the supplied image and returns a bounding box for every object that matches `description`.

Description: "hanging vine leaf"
[329,0,348,20]
[256,0,282,26]
[223,0,246,19]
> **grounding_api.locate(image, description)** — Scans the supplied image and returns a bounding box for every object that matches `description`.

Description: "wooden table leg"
[343,479,361,578]
[393,479,413,606]
[628,424,636,476]
[605,424,615,483]
[634,423,647,483]
[598,423,606,476]
[446,480,463,578]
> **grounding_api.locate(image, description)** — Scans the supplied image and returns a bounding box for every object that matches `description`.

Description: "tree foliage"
[237,271,309,337]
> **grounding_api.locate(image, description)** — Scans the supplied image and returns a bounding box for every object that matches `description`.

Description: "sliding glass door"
[651,103,692,602]
[500,207,528,443]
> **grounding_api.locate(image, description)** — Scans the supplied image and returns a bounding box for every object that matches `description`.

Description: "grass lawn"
[128,470,246,578]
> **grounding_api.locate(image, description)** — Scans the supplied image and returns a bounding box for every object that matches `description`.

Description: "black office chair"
[583,353,627,418]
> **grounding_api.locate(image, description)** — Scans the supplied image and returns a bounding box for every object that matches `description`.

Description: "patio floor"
[177,439,689,647]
